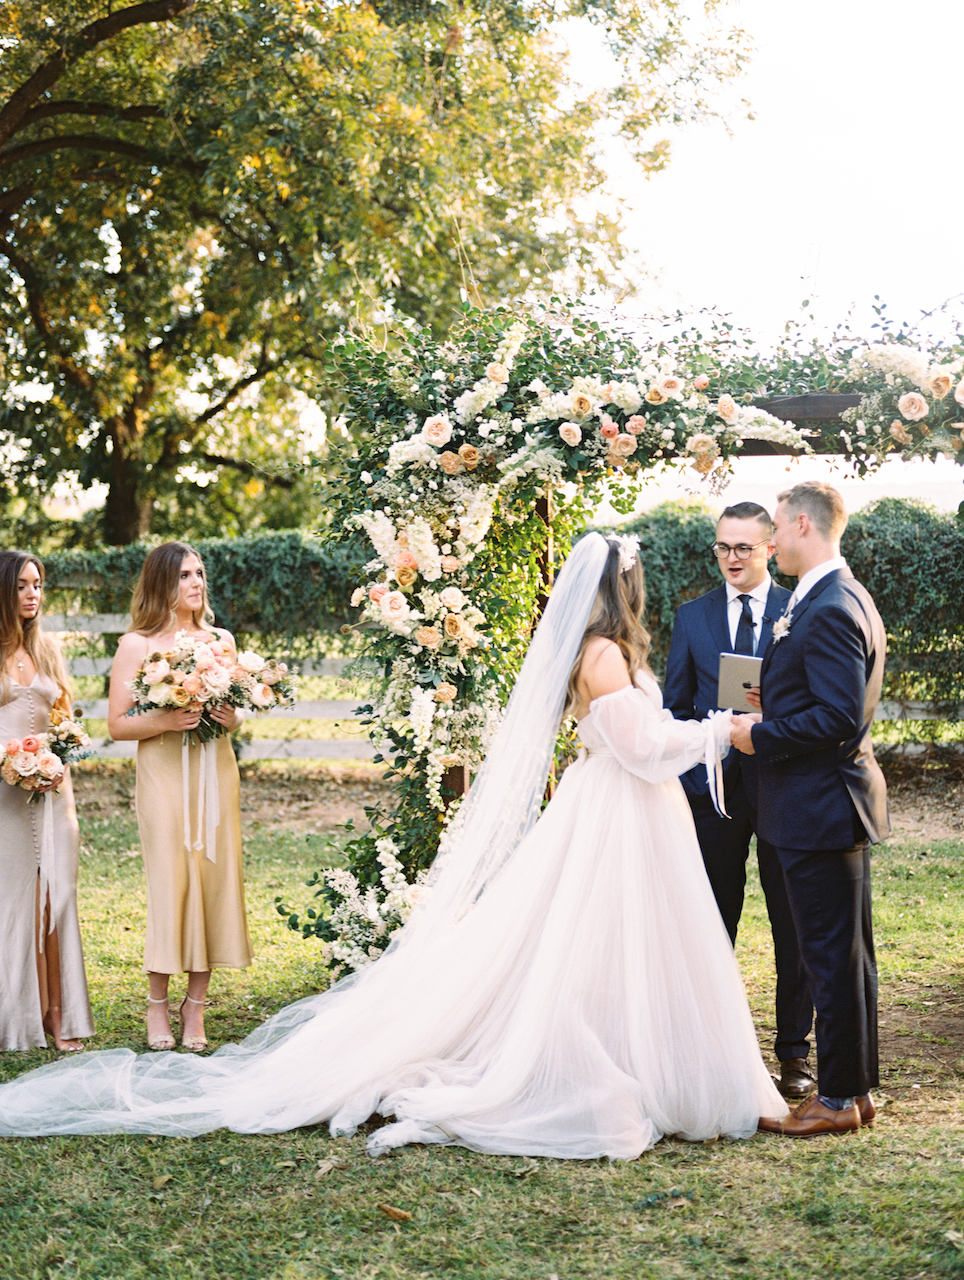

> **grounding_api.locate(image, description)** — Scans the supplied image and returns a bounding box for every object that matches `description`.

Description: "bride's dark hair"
[565,539,650,710]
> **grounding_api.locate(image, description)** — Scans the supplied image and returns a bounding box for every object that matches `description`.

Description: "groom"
[664,501,813,1099]
[731,481,889,1137]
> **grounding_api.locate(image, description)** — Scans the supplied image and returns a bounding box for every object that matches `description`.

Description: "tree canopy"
[0,0,749,544]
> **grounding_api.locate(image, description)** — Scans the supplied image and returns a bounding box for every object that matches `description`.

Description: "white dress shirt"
[725,575,773,654]
[787,556,848,610]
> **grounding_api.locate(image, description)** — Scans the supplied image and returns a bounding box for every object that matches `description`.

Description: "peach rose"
[36,752,64,782]
[421,414,453,446]
[889,420,912,445]
[414,626,442,649]
[434,682,458,703]
[645,385,668,406]
[693,374,710,391]
[395,565,418,588]
[262,661,287,686]
[625,415,646,435]
[927,372,953,399]
[250,683,275,708]
[143,659,170,686]
[571,393,593,417]
[457,444,479,469]
[440,555,461,574]
[599,419,619,440]
[380,591,411,622]
[169,684,192,706]
[21,736,41,754]
[201,665,232,695]
[486,362,509,384]
[897,391,928,421]
[609,433,638,458]
[438,450,463,475]
[369,583,388,604]
[438,586,467,612]
[658,375,683,398]
[715,394,738,423]
[443,613,464,639]
[692,453,716,474]
[395,550,418,571]
[559,423,582,446]
[182,673,203,697]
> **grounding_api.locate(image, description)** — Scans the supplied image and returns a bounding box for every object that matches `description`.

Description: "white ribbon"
[182,736,221,863]
[37,793,56,953]
[704,711,730,821]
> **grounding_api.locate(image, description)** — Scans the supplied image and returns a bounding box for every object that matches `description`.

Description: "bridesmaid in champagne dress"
[0,550,93,1052]
[108,543,252,1053]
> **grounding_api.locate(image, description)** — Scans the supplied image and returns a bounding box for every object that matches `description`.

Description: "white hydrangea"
[386,437,438,475]
[608,380,644,414]
[848,343,930,387]
[406,515,443,580]
[355,510,397,563]
[458,485,497,545]
[408,685,437,752]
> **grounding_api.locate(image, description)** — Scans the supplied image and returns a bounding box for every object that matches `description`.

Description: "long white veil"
[0,532,613,1138]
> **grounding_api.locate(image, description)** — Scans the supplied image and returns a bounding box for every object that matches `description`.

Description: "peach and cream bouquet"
[126,631,296,743]
[2,713,94,801]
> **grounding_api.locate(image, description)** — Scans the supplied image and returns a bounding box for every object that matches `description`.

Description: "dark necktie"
[735,594,755,655]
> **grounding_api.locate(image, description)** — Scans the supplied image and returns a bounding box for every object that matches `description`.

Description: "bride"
[0,533,786,1156]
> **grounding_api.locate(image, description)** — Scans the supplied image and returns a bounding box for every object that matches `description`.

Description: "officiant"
[663,502,814,1099]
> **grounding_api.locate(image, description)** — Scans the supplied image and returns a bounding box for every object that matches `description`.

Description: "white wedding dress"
[0,676,786,1157]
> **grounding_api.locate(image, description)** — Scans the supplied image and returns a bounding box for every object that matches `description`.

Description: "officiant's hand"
[730,713,761,755]
[745,686,762,711]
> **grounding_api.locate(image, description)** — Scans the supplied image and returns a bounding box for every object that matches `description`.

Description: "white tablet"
[717,653,763,713]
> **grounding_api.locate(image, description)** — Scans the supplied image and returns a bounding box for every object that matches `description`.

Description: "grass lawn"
[0,764,961,1280]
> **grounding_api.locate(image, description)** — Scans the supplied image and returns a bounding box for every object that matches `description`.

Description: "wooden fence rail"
[44,615,958,761]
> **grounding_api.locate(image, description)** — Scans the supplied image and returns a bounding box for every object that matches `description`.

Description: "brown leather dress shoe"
[758,1095,861,1138]
[777,1057,817,1099]
[856,1093,876,1127]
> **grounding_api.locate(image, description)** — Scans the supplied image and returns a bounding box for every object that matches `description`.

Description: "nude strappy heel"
[179,994,208,1052]
[146,995,175,1051]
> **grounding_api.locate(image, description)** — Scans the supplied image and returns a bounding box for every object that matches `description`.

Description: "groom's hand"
[745,686,762,711]
[730,713,761,755]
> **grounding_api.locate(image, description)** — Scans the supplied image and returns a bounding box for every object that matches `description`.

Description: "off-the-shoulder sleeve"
[587,684,731,784]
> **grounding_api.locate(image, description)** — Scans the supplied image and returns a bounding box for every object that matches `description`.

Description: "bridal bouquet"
[1,714,94,800]
[127,631,296,743]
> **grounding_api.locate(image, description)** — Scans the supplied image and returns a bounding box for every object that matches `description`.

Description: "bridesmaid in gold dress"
[108,543,252,1052]
[0,550,93,1052]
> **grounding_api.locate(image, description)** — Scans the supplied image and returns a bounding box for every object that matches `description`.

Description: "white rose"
[438,586,467,612]
[559,422,582,446]
[236,650,266,675]
[36,752,64,782]
[11,750,37,776]
[715,394,738,423]
[250,683,275,709]
[380,591,411,622]
[421,414,453,446]
[201,665,232,694]
[897,391,929,422]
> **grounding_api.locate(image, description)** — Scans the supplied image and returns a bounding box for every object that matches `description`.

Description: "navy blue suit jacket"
[664,580,792,800]
[751,569,890,850]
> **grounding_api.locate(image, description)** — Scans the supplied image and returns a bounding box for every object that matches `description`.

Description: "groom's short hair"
[778,481,848,540]
[719,501,773,536]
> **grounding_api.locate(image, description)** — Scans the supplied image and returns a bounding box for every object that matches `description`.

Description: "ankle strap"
[183,994,206,1005]
[147,995,169,1005]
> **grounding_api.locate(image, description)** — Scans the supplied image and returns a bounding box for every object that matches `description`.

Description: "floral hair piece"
[609,534,640,574]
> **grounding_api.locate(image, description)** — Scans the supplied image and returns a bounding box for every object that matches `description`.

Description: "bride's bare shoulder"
[577,637,631,701]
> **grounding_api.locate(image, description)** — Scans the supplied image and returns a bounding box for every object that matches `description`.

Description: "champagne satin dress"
[0,674,94,1050]
[136,727,253,975]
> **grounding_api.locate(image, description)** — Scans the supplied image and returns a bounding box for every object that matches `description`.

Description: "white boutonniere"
[771,610,793,642]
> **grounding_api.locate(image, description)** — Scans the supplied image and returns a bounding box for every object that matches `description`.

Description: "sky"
[565,0,964,516]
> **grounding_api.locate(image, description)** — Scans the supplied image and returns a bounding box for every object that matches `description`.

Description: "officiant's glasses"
[710,539,770,560]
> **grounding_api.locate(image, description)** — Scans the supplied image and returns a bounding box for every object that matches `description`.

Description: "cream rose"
[609,433,638,458]
[414,626,442,649]
[433,682,458,703]
[421,414,453,446]
[443,613,464,639]
[440,555,461,574]
[143,659,171,686]
[559,422,582,446]
[201,665,232,695]
[715,394,738,423]
[486,362,509,384]
[658,375,684,398]
[437,450,463,475]
[237,650,266,674]
[927,372,953,399]
[645,385,668,406]
[250,683,275,709]
[438,586,467,611]
[395,565,418,588]
[571,393,593,417]
[36,752,63,782]
[457,444,479,469]
[11,750,37,776]
[380,591,411,623]
[897,391,928,421]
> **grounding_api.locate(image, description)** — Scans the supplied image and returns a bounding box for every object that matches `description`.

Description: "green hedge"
[36,501,963,708]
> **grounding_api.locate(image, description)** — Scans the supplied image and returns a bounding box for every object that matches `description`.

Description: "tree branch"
[0,134,202,170]
[0,235,95,392]
[0,1,195,152]
[197,454,297,489]
[24,101,167,125]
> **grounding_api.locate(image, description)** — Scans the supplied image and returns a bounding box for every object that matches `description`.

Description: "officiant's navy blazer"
[751,569,890,850]
[664,580,792,799]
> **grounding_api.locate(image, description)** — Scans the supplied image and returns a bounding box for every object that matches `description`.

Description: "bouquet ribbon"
[38,793,57,952]
[704,712,730,821]
[182,737,221,862]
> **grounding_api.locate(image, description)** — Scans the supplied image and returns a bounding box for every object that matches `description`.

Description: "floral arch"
[283,301,964,973]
